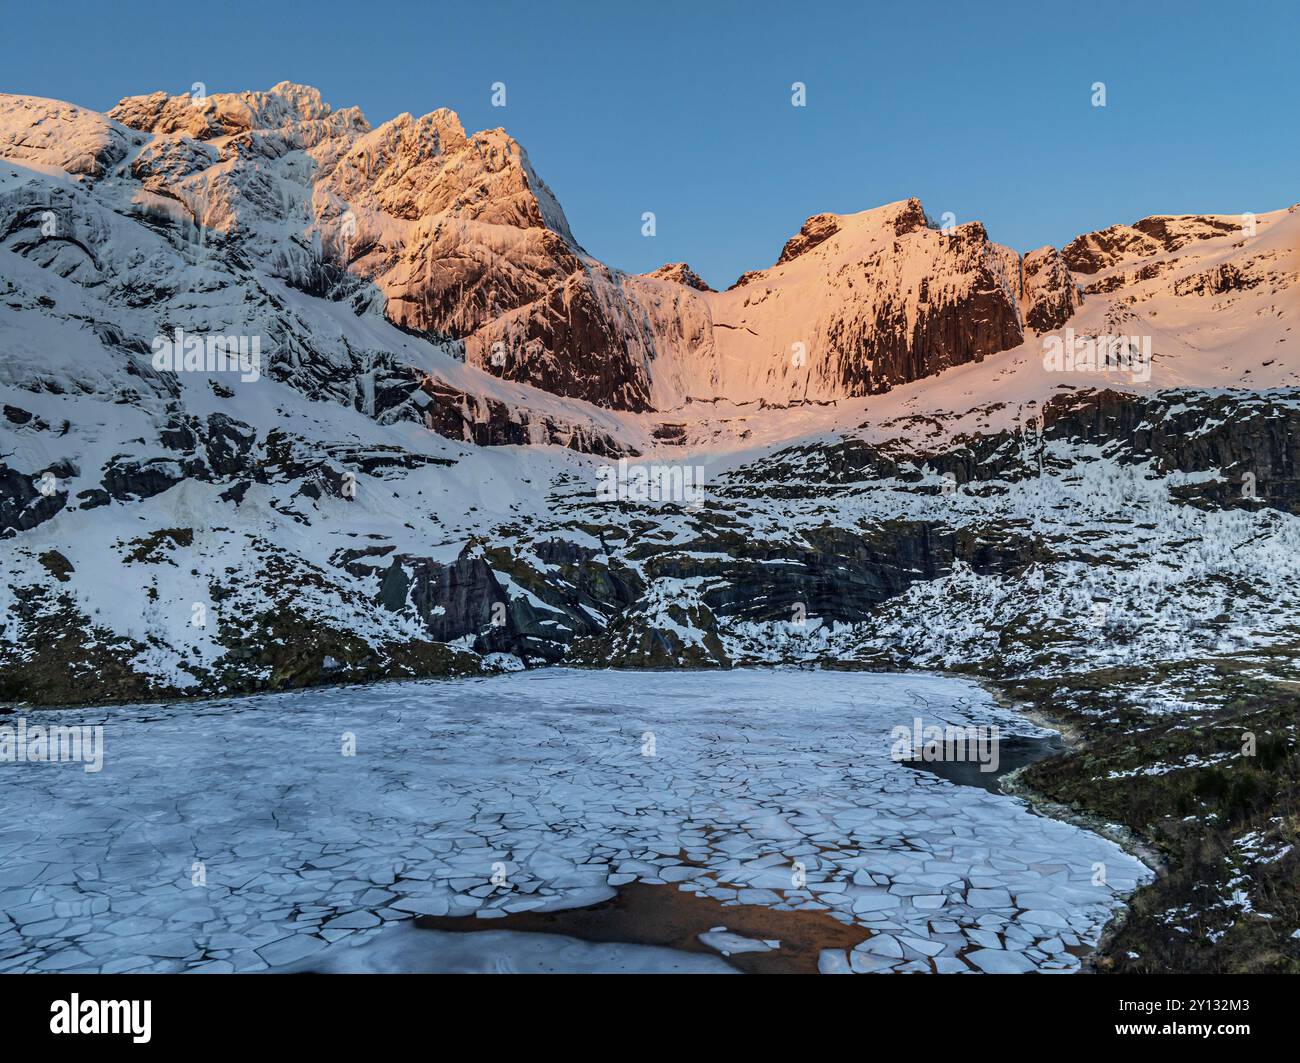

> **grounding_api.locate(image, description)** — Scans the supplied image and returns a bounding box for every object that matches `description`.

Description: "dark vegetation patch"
[0,585,177,705]
[1006,659,1300,973]
[123,527,194,564]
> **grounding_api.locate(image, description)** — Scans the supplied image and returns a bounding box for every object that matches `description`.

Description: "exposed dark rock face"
[101,457,200,501]
[2,377,1293,696]
[643,262,713,291]
[376,559,410,612]
[567,387,1298,669]
[259,334,428,425]
[1063,214,1244,274]
[776,213,841,265]
[1040,389,1300,514]
[644,522,1042,625]
[1173,261,1264,297]
[488,539,643,657]
[570,596,731,669]
[404,554,507,644]
[37,549,73,582]
[891,198,929,235]
[792,390,1299,518]
[473,269,655,411]
[1063,225,1165,274]
[1021,246,1082,332]
[0,459,76,534]
[901,276,1023,386]
[203,413,258,476]
[380,541,641,664]
[417,378,636,456]
[730,436,910,490]
[208,602,481,698]
[1131,215,1241,251]
[727,269,767,291]
[651,423,687,445]
[879,389,1300,514]
[810,222,1026,396]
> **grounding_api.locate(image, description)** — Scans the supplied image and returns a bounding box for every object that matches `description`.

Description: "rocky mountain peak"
[776,212,841,265]
[4,83,1288,421]
[1062,212,1250,274]
[0,94,131,180]
[643,262,714,291]
[773,198,929,270]
[889,195,929,234]
[110,81,352,141]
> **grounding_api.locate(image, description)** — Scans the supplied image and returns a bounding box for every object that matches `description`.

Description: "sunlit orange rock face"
[100,82,1274,416]
[98,84,1055,411]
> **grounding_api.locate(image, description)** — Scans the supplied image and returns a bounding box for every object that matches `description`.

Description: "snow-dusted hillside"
[1,82,1298,705]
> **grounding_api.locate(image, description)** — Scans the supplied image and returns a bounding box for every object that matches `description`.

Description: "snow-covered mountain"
[1,82,1298,707]
[36,82,1082,413]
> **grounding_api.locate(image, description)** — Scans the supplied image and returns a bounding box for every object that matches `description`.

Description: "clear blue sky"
[3,0,1296,288]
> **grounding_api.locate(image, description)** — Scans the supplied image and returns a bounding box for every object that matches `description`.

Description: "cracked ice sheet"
[0,668,1151,973]
[288,922,739,974]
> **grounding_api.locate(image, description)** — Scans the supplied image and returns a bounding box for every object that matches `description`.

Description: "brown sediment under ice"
[415,880,873,974]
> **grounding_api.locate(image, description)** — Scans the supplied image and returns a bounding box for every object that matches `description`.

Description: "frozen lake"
[0,669,1150,974]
